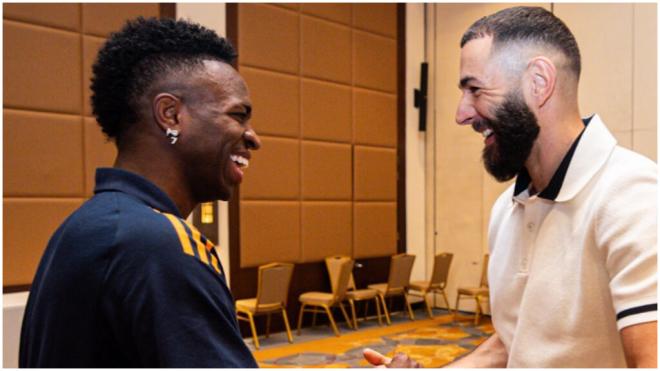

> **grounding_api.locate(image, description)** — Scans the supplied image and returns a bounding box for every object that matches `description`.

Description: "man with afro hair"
[20,17,261,367]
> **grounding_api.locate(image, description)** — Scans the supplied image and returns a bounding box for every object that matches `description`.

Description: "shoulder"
[600,146,657,188]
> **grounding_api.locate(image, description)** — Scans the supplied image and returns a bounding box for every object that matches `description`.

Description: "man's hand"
[363,348,421,368]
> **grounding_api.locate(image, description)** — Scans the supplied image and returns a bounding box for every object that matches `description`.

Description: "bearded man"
[365,6,656,368]
[20,18,260,367]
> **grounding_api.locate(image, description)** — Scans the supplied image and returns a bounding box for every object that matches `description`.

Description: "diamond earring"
[166,128,179,144]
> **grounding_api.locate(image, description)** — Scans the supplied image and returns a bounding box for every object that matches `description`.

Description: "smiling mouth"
[230,154,249,169]
[482,127,494,139]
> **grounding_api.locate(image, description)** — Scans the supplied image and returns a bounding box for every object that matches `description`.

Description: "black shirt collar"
[513,116,592,200]
[93,167,182,217]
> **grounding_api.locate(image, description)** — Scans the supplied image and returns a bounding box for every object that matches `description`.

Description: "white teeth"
[482,128,494,138]
[230,154,249,169]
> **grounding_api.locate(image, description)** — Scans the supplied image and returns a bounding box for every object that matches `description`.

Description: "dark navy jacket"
[19,168,257,368]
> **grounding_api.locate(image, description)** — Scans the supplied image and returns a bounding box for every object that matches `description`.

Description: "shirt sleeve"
[101,215,257,367]
[596,159,657,330]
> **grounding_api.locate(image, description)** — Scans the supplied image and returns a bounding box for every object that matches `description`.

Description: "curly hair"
[461,6,581,80]
[90,17,237,140]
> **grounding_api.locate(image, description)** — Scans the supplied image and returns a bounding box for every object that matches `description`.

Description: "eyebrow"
[458,76,479,89]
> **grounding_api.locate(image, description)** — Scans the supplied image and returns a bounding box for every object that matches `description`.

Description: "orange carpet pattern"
[253,313,493,368]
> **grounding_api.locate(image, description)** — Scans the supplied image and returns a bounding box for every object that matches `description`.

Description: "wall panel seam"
[353,83,397,95]
[238,62,298,78]
[353,27,396,41]
[262,3,299,15]
[297,5,303,263]
[2,105,83,117]
[239,64,298,79]
[80,8,88,196]
[301,13,352,31]
[300,138,352,146]
[3,18,80,35]
[3,107,82,119]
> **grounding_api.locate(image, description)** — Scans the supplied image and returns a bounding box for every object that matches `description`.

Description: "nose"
[455,94,476,126]
[243,129,261,150]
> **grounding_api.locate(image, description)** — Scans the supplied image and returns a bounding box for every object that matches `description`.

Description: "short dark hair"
[461,6,581,79]
[91,17,237,140]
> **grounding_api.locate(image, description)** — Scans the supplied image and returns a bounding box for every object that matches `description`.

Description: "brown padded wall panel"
[3,110,84,197]
[354,88,397,147]
[353,202,397,259]
[81,3,159,37]
[353,4,397,38]
[354,146,397,201]
[301,141,352,200]
[240,201,301,267]
[354,31,397,93]
[3,3,81,32]
[3,21,82,114]
[301,4,352,26]
[239,4,300,74]
[83,36,107,117]
[301,202,352,262]
[301,79,352,142]
[84,118,117,196]
[240,136,300,200]
[3,198,83,286]
[301,16,352,84]
[241,66,300,138]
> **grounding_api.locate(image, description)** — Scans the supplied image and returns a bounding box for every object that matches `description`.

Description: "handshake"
[363,348,421,368]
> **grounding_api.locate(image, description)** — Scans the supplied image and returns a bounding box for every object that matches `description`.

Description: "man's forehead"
[193,60,250,102]
[459,36,496,84]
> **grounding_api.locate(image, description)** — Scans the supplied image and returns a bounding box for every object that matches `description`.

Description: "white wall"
[3,292,30,368]
[406,4,427,284]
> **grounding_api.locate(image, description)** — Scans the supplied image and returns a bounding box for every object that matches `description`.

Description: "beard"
[480,93,540,182]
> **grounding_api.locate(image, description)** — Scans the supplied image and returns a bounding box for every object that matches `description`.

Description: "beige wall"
[556,3,657,161]
[237,4,399,267]
[3,3,160,287]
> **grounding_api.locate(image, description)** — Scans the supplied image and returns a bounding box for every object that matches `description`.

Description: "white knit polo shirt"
[488,115,657,367]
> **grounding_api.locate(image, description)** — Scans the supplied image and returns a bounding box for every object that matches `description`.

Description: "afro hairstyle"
[90,17,237,140]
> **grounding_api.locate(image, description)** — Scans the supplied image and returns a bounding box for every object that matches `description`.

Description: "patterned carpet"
[253,311,493,368]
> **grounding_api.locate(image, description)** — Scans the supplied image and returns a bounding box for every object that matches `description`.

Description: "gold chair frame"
[408,252,453,318]
[368,253,416,325]
[297,257,354,336]
[454,254,489,325]
[325,256,383,330]
[236,262,294,349]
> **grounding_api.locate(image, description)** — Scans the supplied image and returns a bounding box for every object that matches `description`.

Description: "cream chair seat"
[298,292,335,306]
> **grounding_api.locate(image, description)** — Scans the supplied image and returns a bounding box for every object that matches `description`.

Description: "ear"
[526,56,556,108]
[152,93,183,133]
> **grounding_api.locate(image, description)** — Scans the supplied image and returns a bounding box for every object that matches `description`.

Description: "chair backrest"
[325,256,354,301]
[430,252,453,288]
[256,262,294,307]
[386,253,416,291]
[325,255,351,293]
[479,254,489,288]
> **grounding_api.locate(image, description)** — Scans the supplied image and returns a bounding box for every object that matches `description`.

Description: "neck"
[113,134,197,217]
[524,111,584,193]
